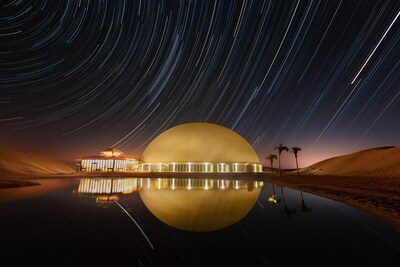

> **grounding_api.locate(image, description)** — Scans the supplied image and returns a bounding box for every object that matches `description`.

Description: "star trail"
[0,0,399,167]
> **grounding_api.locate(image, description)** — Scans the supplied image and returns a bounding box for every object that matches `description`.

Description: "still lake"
[0,177,399,266]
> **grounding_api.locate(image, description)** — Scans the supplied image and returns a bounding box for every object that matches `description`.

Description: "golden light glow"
[140,123,262,173]
[171,178,176,190]
[74,177,264,230]
[77,148,138,172]
[139,178,263,231]
[268,196,279,204]
[75,178,262,195]
[76,178,140,195]
[204,179,210,190]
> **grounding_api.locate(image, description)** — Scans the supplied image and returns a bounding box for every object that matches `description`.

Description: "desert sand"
[299,146,400,177]
[0,150,75,177]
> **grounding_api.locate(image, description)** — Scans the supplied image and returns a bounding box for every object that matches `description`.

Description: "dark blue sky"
[0,0,399,167]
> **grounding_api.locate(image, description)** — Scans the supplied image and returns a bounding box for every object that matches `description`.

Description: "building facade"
[76,148,139,172]
[138,162,262,173]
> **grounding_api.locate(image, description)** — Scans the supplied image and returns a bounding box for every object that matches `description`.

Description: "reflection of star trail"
[328,202,400,251]
[0,1,399,165]
[115,200,154,250]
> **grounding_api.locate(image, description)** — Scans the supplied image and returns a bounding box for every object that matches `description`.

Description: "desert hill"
[0,150,75,176]
[300,146,400,177]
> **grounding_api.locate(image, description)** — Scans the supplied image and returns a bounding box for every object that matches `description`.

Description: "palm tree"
[265,154,278,175]
[290,146,302,176]
[274,143,289,176]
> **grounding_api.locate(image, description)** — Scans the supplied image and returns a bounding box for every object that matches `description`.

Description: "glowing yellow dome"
[139,178,261,231]
[140,123,260,165]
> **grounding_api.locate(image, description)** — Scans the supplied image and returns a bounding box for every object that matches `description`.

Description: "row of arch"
[139,162,262,173]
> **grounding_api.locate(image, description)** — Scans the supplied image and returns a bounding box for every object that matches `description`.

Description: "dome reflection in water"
[75,178,262,231]
[140,178,262,231]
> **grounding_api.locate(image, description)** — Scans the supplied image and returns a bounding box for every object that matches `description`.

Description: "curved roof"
[140,123,260,164]
[76,155,137,161]
[100,147,124,155]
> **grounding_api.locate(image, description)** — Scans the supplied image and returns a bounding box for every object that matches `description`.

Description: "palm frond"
[290,146,302,155]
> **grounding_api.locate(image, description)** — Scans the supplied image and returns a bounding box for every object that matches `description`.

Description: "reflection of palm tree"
[274,144,289,176]
[299,191,312,212]
[290,147,302,176]
[268,184,281,204]
[265,154,278,175]
[280,186,296,216]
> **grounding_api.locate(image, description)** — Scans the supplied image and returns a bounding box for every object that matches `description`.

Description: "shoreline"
[0,171,267,180]
[264,175,400,233]
[0,179,41,189]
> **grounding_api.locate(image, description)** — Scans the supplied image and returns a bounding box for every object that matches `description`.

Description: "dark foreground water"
[0,178,399,266]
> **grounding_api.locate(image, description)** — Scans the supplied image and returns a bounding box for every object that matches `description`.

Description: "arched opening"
[246,164,254,173]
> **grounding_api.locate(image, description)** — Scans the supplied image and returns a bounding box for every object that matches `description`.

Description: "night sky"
[1,0,399,167]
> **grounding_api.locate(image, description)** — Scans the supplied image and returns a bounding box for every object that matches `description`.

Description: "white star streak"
[357,88,400,144]
[1,1,399,164]
[309,79,362,151]
[259,0,300,92]
[351,10,400,84]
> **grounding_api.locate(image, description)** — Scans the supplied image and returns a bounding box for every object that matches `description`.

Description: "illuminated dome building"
[76,148,138,172]
[140,123,262,173]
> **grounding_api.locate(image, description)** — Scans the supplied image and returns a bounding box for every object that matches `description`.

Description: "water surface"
[0,177,399,266]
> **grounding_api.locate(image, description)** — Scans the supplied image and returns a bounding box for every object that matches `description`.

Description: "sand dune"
[0,150,75,176]
[300,146,400,177]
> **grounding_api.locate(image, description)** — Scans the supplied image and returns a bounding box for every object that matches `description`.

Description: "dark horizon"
[1,1,399,168]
